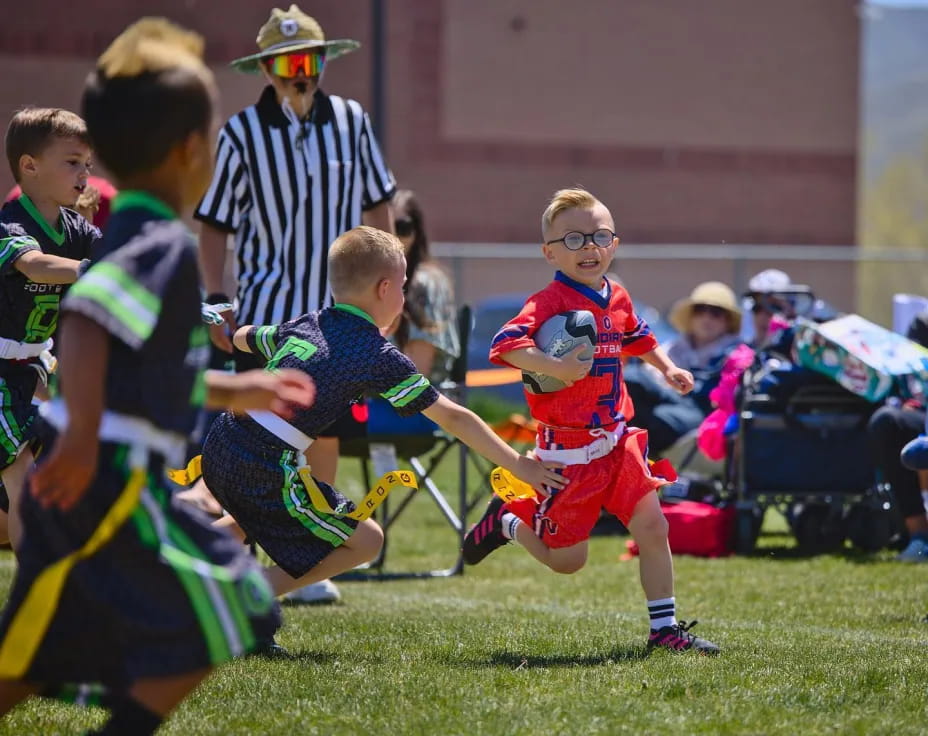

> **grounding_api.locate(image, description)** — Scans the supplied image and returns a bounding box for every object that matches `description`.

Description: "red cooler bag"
[625,501,735,558]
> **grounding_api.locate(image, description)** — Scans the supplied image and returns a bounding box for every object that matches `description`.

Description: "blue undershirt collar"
[554,270,611,309]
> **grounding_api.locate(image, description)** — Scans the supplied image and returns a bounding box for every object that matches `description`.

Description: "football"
[522,310,597,394]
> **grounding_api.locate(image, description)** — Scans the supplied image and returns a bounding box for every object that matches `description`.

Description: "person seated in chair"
[624,281,743,456]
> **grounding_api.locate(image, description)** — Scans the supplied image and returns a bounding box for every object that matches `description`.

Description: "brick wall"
[0,0,859,251]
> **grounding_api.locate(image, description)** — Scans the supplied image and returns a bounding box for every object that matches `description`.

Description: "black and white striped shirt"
[195,86,396,325]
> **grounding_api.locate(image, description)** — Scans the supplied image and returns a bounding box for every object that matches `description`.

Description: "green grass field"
[0,452,926,735]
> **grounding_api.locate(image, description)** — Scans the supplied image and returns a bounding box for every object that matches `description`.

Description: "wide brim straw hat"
[230,4,360,74]
[669,281,742,334]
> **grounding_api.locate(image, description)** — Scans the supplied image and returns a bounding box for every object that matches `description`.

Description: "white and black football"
[522,310,597,394]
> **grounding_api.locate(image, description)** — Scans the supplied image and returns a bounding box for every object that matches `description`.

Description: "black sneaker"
[647,620,720,655]
[251,636,289,658]
[462,496,509,565]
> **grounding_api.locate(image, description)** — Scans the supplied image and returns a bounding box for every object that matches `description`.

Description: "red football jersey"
[489,272,657,429]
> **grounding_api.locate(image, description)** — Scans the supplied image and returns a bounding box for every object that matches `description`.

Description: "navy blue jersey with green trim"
[0,196,99,349]
[62,200,209,437]
[243,305,439,437]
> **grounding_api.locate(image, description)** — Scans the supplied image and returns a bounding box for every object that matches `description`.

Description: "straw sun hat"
[230,4,360,74]
[668,281,741,334]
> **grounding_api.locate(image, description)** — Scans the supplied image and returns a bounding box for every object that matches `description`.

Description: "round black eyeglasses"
[545,228,616,250]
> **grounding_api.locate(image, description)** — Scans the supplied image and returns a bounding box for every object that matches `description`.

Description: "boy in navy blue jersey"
[0,107,99,549]
[201,225,566,598]
[0,19,316,735]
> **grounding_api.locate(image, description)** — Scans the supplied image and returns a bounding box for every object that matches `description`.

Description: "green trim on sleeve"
[381,373,431,408]
[253,325,279,361]
[0,235,40,269]
[68,261,161,342]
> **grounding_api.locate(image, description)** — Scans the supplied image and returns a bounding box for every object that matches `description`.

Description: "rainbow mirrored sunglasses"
[266,52,326,79]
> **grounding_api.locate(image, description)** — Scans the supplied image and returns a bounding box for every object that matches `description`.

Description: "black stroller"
[727,301,897,554]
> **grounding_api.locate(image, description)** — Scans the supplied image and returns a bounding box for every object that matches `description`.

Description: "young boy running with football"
[0,107,100,549]
[463,188,720,655]
[199,225,566,600]
[0,19,317,734]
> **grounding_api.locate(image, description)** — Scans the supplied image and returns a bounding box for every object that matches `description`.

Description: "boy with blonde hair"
[0,19,316,734]
[464,188,719,654]
[200,225,565,600]
[0,107,99,549]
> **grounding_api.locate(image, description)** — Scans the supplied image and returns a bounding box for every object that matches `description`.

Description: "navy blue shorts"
[202,413,360,579]
[0,421,280,687]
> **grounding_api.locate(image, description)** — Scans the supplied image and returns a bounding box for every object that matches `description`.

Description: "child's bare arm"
[30,313,106,510]
[204,368,315,419]
[15,250,88,284]
[640,345,694,394]
[498,344,591,385]
[421,394,566,493]
[231,325,255,353]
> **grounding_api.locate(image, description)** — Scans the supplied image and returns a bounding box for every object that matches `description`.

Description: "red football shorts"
[506,427,675,548]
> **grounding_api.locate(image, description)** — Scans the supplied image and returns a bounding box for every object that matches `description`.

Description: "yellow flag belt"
[169,455,417,521]
[489,466,537,503]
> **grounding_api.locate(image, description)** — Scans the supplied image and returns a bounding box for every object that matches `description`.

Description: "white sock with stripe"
[648,597,677,631]
[501,512,521,540]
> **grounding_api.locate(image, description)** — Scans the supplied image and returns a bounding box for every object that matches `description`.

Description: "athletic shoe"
[284,579,342,604]
[462,496,509,565]
[896,536,928,563]
[647,620,720,655]
[252,637,289,657]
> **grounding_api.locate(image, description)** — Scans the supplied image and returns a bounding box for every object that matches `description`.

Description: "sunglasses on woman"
[267,52,326,79]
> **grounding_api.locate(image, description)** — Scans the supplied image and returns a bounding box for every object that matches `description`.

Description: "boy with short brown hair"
[0,107,99,548]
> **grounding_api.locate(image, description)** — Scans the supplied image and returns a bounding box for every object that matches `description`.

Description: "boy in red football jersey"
[463,188,719,655]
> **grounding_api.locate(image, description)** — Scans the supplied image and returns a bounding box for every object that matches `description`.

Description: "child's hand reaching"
[664,366,694,395]
[219,368,316,418]
[512,454,568,496]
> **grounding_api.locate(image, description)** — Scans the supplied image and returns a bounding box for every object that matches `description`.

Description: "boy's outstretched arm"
[421,395,566,494]
[231,325,255,353]
[204,368,315,420]
[639,345,694,394]
[15,250,89,284]
[30,313,105,510]
[498,344,591,386]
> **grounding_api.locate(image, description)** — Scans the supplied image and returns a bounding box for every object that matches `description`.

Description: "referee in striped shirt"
[194,6,395,602]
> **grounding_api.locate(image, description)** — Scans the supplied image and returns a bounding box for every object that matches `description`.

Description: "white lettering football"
[522,310,597,394]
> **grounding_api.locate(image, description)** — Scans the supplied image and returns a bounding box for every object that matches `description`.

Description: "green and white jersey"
[0,195,99,350]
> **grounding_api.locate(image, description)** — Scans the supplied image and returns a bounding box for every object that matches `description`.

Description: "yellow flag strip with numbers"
[167,455,417,521]
[298,468,417,521]
[0,468,146,678]
[489,466,537,503]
